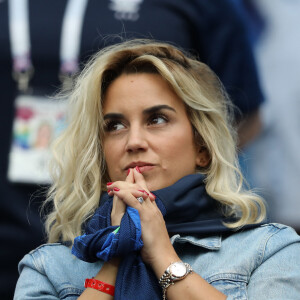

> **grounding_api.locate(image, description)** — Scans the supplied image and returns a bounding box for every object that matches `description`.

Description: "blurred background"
[243,0,300,230]
[0,0,299,299]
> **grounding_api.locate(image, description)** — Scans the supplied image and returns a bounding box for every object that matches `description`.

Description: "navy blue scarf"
[72,174,258,299]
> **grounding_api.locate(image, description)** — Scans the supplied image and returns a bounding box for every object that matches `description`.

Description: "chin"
[146,179,172,192]
[143,178,158,192]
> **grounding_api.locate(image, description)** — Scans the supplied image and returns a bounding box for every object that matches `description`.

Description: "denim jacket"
[14,223,300,300]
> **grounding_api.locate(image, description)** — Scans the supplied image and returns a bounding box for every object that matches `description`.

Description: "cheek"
[103,143,110,163]
[160,131,197,166]
[103,141,119,173]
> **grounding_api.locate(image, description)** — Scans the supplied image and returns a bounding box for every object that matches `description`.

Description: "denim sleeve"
[247,225,300,299]
[14,252,58,300]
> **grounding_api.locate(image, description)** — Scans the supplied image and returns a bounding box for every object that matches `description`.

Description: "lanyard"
[8,0,89,92]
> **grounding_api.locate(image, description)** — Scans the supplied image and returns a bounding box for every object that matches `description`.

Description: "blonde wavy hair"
[44,39,266,244]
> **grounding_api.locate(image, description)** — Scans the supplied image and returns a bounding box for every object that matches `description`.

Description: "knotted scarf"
[72,174,260,299]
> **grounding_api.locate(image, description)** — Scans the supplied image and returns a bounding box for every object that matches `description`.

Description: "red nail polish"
[113,187,120,191]
[107,182,113,186]
[127,169,130,176]
[135,166,141,173]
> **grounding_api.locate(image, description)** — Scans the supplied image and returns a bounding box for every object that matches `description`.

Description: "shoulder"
[29,242,67,252]
[18,243,72,274]
[28,242,70,256]
[228,222,300,243]
[256,223,300,259]
[239,222,300,244]
[225,223,300,264]
[18,243,102,291]
[28,242,71,260]
[232,222,300,242]
[243,224,300,298]
[176,224,300,298]
[16,243,101,299]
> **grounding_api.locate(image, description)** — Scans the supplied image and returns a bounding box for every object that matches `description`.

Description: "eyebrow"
[103,105,176,120]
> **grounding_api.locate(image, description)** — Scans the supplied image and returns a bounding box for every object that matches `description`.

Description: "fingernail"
[135,166,141,173]
[127,169,130,176]
[113,187,120,191]
[107,182,113,186]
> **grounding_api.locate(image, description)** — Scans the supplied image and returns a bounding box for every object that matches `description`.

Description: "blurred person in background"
[240,0,300,233]
[0,0,264,298]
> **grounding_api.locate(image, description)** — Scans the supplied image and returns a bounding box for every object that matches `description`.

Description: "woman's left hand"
[108,167,179,269]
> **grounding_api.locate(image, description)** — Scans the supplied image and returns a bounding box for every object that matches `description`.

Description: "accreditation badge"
[7,93,67,184]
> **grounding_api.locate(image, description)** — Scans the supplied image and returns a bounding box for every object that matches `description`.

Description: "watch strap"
[158,262,193,300]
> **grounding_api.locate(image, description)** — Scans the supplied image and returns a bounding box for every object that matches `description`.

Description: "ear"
[195,146,211,168]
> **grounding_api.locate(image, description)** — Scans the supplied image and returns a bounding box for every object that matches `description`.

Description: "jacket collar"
[170,234,222,250]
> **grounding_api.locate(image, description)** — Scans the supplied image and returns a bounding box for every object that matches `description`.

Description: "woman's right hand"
[109,168,154,226]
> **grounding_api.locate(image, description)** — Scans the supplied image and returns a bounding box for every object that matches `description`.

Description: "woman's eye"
[104,121,125,132]
[148,114,168,125]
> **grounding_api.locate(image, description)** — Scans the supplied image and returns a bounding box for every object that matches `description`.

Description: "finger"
[109,170,134,225]
[132,167,148,190]
[106,167,134,191]
[109,169,141,226]
[133,167,156,201]
[107,181,137,193]
[111,188,146,209]
[106,172,153,201]
[125,168,135,183]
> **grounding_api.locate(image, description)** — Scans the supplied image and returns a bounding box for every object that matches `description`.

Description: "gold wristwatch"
[158,261,193,300]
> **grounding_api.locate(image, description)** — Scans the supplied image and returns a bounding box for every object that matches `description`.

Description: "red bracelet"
[84,278,115,296]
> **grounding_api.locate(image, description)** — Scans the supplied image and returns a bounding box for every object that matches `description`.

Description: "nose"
[125,124,148,153]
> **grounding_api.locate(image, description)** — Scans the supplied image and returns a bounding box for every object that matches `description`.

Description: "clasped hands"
[107,167,178,269]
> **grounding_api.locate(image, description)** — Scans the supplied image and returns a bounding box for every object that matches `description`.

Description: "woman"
[14,40,300,299]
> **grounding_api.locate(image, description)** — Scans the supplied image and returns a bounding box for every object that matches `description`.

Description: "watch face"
[169,262,186,277]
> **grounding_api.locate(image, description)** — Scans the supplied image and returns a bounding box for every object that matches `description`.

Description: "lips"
[124,161,155,171]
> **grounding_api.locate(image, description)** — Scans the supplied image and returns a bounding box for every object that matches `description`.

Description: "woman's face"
[102,73,208,191]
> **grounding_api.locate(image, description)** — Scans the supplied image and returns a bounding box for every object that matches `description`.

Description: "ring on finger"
[136,196,144,204]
